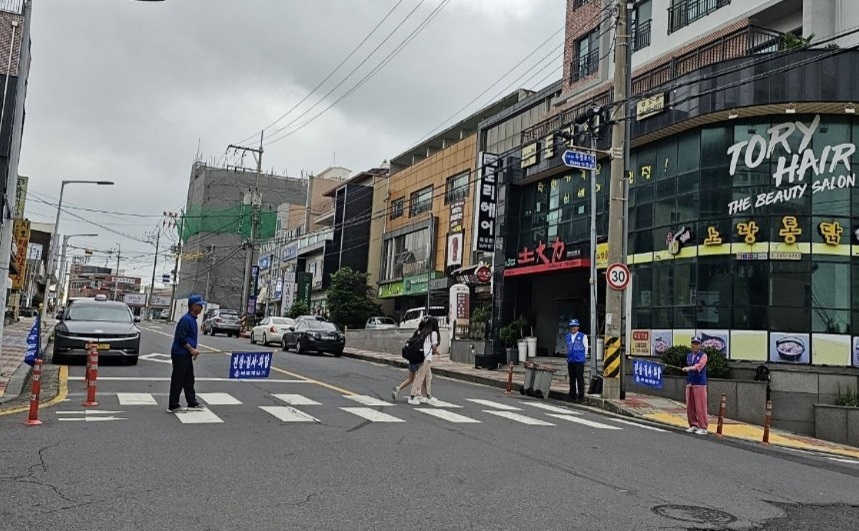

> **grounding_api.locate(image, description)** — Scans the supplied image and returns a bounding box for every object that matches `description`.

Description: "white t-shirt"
[423,331,439,362]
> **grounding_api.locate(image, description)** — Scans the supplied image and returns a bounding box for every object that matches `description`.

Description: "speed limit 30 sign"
[606,262,630,291]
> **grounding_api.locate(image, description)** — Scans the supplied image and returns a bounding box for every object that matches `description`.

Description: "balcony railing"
[570,48,600,83]
[522,25,783,143]
[668,0,730,34]
[633,19,652,51]
[0,0,24,15]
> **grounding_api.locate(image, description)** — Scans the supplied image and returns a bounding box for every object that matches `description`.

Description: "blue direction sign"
[229,351,272,379]
[563,149,597,170]
[632,358,664,389]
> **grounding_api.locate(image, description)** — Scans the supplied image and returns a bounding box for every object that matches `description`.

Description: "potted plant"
[468,305,489,340]
[516,314,538,359]
[513,315,529,362]
[499,323,520,365]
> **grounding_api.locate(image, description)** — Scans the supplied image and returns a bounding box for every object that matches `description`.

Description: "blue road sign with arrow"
[563,150,597,170]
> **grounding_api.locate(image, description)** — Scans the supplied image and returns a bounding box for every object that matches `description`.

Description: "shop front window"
[733,306,768,330]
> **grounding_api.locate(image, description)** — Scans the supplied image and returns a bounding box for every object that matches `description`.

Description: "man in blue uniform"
[168,294,206,413]
[565,319,589,401]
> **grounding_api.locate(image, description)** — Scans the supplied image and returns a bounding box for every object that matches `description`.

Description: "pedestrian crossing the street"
[55,391,664,433]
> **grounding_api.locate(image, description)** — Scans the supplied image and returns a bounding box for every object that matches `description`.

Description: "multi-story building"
[491,0,859,377]
[177,162,307,312]
[67,264,142,303]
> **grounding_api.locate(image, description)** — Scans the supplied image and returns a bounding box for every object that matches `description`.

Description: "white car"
[365,316,398,330]
[398,306,448,329]
[250,316,296,346]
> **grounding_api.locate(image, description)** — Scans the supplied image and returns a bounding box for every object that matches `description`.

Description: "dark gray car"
[53,300,140,365]
[202,308,241,337]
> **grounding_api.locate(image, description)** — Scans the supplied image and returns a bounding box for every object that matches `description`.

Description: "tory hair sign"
[726,115,857,215]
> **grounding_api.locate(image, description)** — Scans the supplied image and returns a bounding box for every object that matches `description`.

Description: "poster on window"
[697,330,730,358]
[446,232,463,267]
[769,333,810,364]
[651,330,673,358]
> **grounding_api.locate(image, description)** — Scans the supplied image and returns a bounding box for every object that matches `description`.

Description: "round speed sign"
[606,262,630,291]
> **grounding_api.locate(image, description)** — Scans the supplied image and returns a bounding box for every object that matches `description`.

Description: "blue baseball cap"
[691,336,702,344]
[568,319,580,327]
[188,295,207,308]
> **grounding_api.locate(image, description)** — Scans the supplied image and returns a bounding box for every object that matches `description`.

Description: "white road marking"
[467,399,522,411]
[341,407,405,423]
[520,402,582,415]
[260,406,319,423]
[417,409,480,423]
[58,416,127,422]
[422,399,461,408]
[117,393,158,405]
[344,395,393,407]
[483,410,554,426]
[606,418,667,432]
[273,394,321,406]
[175,409,223,424]
[67,377,307,383]
[197,393,242,405]
[828,457,859,465]
[546,414,623,430]
[56,410,125,415]
[139,353,172,364]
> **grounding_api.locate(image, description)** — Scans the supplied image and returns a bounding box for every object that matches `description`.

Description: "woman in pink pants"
[683,336,708,435]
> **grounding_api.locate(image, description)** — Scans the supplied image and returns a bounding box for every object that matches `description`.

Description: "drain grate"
[651,505,737,525]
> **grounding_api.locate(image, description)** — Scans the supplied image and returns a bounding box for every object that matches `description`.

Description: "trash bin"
[520,362,537,396]
[532,364,556,399]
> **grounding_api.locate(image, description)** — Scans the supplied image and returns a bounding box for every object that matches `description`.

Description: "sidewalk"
[0,317,56,402]
[342,346,859,460]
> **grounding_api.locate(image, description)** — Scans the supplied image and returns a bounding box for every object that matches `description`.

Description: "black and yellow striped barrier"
[602,336,621,378]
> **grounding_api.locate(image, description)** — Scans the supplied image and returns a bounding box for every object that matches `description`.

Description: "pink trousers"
[686,385,708,429]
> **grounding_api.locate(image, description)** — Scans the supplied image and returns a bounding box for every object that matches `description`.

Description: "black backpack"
[754,364,771,382]
[402,335,425,364]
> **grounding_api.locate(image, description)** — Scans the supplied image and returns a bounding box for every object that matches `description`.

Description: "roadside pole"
[144,228,160,320]
[168,210,184,322]
[233,131,263,329]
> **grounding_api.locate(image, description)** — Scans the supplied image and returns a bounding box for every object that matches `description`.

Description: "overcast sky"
[19,0,564,282]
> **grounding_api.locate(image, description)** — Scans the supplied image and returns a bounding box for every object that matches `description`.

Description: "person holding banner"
[682,336,709,435]
[168,294,206,413]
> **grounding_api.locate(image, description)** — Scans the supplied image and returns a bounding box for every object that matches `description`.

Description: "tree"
[287,300,309,318]
[325,267,380,329]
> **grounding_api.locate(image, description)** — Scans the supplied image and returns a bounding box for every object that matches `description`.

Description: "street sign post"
[606,262,630,291]
[229,352,272,379]
[562,150,597,170]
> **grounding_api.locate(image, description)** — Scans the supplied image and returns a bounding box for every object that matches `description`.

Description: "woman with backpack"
[392,321,427,401]
[408,316,440,406]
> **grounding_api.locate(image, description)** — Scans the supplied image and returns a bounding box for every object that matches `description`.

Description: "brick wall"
[562,0,605,93]
[0,11,23,77]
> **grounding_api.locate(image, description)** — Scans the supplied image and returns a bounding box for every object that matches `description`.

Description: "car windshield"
[307,321,337,331]
[376,317,396,324]
[66,304,132,323]
[271,318,292,325]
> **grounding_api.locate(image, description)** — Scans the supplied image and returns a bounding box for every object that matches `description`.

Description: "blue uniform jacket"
[171,312,199,356]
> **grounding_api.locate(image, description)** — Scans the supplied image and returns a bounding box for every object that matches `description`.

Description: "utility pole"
[263,253,274,316]
[230,131,263,327]
[204,245,215,302]
[144,228,161,320]
[167,210,183,321]
[112,243,121,301]
[602,0,632,400]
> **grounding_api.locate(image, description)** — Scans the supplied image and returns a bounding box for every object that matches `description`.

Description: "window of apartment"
[573,0,591,8]
[409,186,433,217]
[571,29,600,82]
[669,0,731,34]
[444,172,469,204]
[390,197,404,220]
[632,1,652,51]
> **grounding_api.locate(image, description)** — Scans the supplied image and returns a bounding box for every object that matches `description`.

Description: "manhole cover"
[652,505,737,524]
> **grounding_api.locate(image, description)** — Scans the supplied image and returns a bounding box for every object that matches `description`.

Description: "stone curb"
[0,325,55,405]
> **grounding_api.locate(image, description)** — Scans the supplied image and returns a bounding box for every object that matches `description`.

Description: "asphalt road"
[1,322,858,531]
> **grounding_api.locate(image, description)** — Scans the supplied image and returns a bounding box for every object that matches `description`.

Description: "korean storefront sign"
[10,219,30,290]
[636,93,666,121]
[476,153,498,252]
[727,115,856,215]
[449,201,464,233]
[449,283,470,321]
[504,237,586,277]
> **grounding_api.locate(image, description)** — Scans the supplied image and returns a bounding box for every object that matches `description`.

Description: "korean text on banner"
[229,352,272,379]
[632,358,663,389]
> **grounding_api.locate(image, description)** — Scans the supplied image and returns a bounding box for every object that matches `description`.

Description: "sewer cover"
[651,505,737,524]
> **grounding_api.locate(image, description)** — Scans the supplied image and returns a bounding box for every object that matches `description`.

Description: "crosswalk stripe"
[520,402,582,415]
[545,414,622,430]
[606,418,667,432]
[483,410,554,426]
[467,399,521,411]
[175,409,223,424]
[273,394,321,406]
[417,409,480,423]
[260,406,320,423]
[341,407,404,423]
[197,393,242,405]
[422,398,461,408]
[116,393,157,405]
[344,395,393,407]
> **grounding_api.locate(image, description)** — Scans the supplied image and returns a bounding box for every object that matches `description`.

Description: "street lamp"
[56,233,98,312]
[41,180,114,325]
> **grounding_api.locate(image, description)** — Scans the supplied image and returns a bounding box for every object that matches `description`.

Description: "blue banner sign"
[562,149,597,170]
[632,358,663,389]
[229,351,272,379]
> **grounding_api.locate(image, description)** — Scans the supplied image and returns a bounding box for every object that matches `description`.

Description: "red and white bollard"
[82,343,99,407]
[761,400,772,445]
[716,393,727,437]
[504,362,514,395]
[23,359,43,426]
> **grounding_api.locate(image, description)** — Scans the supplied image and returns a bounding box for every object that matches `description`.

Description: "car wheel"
[333,350,342,358]
[296,339,303,355]
[262,333,268,346]
[250,332,256,344]
[281,337,287,351]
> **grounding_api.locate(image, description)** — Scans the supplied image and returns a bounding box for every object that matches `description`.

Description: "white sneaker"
[427,397,440,406]
[695,428,708,435]
[407,396,420,405]
[685,426,697,433]
[391,387,398,401]
[418,396,429,404]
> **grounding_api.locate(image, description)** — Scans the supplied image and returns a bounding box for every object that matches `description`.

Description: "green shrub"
[835,384,859,407]
[659,345,730,379]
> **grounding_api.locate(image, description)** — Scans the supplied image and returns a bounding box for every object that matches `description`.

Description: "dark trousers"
[169,355,197,408]
[568,362,585,399]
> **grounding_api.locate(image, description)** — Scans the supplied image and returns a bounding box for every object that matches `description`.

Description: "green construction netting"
[181,204,277,243]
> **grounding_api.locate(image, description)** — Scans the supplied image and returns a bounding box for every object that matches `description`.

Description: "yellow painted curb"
[643,411,859,459]
[0,365,68,417]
